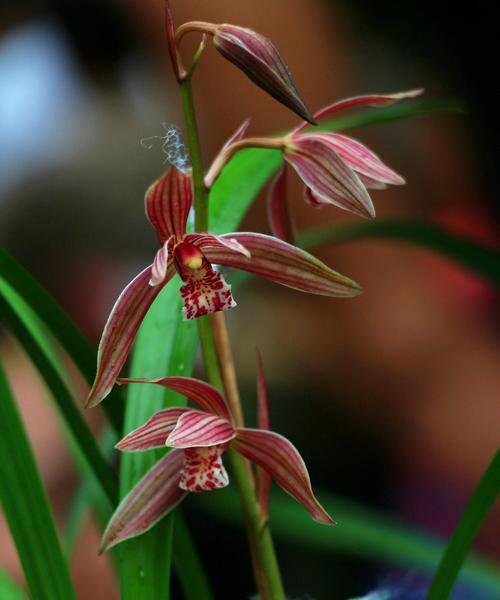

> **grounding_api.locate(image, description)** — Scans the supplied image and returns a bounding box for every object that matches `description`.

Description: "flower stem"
[179,71,286,600]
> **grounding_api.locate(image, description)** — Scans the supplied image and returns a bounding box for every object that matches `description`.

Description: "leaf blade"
[0,363,76,600]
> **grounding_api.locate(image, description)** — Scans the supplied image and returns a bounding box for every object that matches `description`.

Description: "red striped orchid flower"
[282,89,424,219]
[99,376,334,552]
[86,166,361,407]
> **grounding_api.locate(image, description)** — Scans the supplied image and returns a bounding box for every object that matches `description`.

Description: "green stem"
[179,72,285,600]
[425,449,500,600]
[179,75,222,390]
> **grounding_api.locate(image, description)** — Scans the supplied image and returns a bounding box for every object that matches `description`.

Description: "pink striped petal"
[267,165,295,244]
[203,232,362,298]
[205,119,251,188]
[234,428,334,525]
[145,166,192,244]
[256,351,271,518]
[150,241,171,286]
[313,133,404,185]
[86,264,175,408]
[166,409,235,448]
[117,377,231,421]
[116,407,191,451]
[358,174,387,190]
[180,445,229,492]
[293,89,423,134]
[100,449,187,552]
[184,233,250,258]
[213,25,314,123]
[284,135,375,218]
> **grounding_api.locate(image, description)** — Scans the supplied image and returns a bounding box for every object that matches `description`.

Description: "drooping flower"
[205,89,423,229]
[86,166,361,407]
[99,375,334,552]
[282,89,424,220]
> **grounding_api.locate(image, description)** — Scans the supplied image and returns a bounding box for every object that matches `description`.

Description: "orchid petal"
[267,165,295,244]
[166,409,235,448]
[145,166,192,244]
[213,24,314,123]
[358,174,388,190]
[284,135,375,218]
[234,428,334,525]
[205,119,251,188]
[293,89,423,134]
[100,449,187,552]
[86,264,175,407]
[117,376,231,421]
[256,350,271,518]
[150,241,171,286]
[116,407,191,451]
[203,232,362,298]
[180,446,229,492]
[184,233,250,258]
[314,133,405,185]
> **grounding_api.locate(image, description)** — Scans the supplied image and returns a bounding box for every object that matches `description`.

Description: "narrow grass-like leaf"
[0,363,76,600]
[197,488,500,596]
[0,247,123,432]
[298,220,500,286]
[63,429,117,557]
[0,284,117,507]
[208,99,462,235]
[426,449,500,600]
[0,570,27,600]
[119,277,198,600]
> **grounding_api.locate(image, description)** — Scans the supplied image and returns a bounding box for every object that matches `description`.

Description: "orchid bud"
[213,24,314,123]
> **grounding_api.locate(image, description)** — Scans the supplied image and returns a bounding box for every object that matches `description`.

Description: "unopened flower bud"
[213,24,314,123]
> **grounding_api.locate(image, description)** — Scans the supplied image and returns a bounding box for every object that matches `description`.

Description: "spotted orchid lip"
[86,167,361,408]
[99,373,334,552]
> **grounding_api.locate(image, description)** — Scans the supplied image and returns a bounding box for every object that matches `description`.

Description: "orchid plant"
[1,1,497,599]
[83,3,423,598]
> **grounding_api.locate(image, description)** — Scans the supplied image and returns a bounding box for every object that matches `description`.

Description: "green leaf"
[119,277,199,600]
[0,569,27,600]
[426,449,500,600]
[0,281,118,508]
[0,362,76,600]
[208,98,462,235]
[299,220,500,286]
[197,487,500,596]
[0,247,123,433]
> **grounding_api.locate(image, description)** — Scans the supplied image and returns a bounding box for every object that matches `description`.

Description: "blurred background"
[0,0,498,598]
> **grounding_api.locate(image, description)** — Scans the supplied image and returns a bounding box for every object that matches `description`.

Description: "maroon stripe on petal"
[100,449,187,552]
[204,232,362,298]
[234,428,335,525]
[86,264,175,408]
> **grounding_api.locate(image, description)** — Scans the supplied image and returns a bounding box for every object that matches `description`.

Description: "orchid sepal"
[99,449,187,553]
[234,428,335,526]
